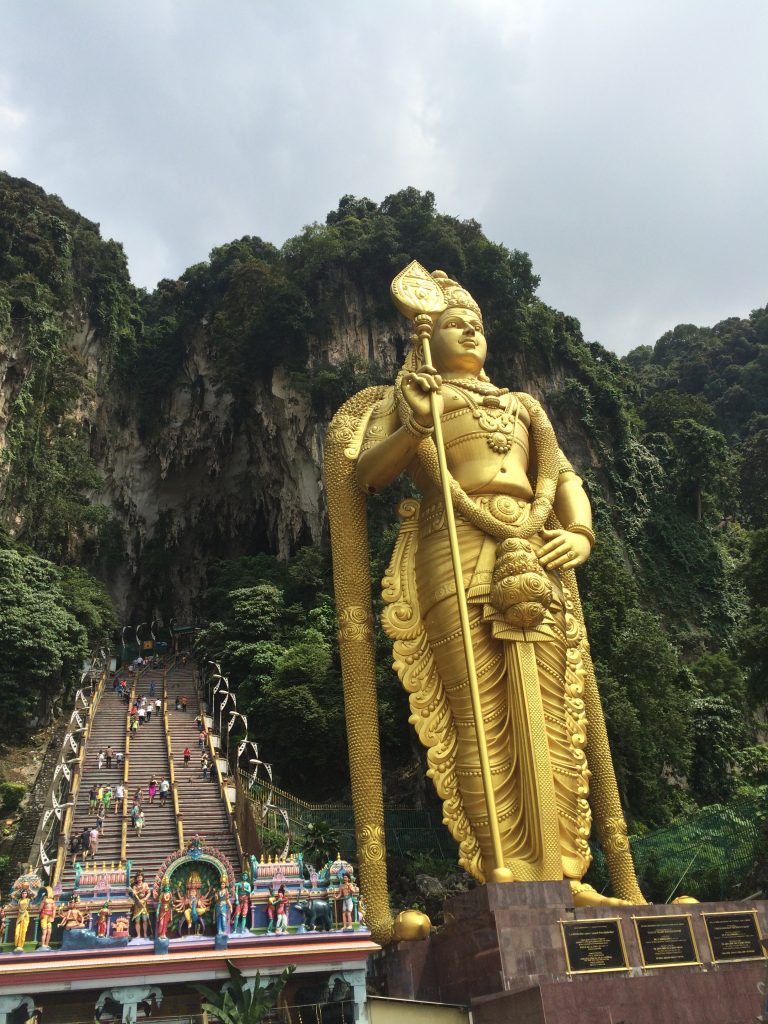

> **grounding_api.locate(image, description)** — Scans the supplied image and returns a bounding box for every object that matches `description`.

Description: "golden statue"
[325,262,645,945]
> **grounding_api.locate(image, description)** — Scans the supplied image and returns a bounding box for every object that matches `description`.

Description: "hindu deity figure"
[13,886,31,952]
[172,871,211,936]
[274,885,289,934]
[265,885,278,933]
[233,872,252,933]
[96,902,111,937]
[130,872,152,940]
[214,878,232,936]
[58,894,86,930]
[155,878,173,939]
[325,261,644,943]
[38,887,57,950]
[337,873,358,930]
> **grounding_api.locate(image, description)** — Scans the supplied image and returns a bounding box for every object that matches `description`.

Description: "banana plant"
[193,961,295,1023]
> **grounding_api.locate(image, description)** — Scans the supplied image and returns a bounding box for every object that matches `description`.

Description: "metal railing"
[49,668,107,885]
[119,681,136,863]
[206,729,245,868]
[164,672,184,850]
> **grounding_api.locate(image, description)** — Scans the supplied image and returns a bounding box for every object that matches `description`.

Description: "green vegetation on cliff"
[0,173,123,726]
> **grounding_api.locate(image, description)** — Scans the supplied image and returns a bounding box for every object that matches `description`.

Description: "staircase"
[60,680,129,888]
[124,668,178,883]
[166,664,243,875]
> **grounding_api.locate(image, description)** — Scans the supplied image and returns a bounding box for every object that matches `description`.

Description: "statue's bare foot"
[570,882,632,907]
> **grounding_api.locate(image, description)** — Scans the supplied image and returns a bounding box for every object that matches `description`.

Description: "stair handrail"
[52,667,107,886]
[120,682,136,863]
[164,671,184,850]
[195,664,245,865]
[207,732,245,870]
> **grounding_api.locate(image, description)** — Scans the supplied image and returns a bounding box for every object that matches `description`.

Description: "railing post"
[208,734,245,869]
[120,683,135,863]
[164,673,184,850]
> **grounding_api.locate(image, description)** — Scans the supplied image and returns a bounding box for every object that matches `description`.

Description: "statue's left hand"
[538,529,591,571]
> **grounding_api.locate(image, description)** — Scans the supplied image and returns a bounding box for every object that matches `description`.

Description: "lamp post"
[136,622,148,661]
[121,626,131,667]
[226,708,247,765]
[215,681,230,744]
[207,661,223,716]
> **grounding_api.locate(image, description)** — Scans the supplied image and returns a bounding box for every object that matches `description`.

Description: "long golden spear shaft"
[415,315,513,884]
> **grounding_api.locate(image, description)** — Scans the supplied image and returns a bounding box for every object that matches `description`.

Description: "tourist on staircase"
[166,661,242,873]
[123,667,179,883]
[60,676,128,888]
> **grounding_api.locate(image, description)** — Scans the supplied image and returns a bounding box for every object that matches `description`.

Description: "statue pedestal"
[374,883,768,1023]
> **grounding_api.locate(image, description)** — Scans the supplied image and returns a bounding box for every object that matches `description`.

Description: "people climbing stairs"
[60,676,130,888]
[60,658,243,888]
[124,668,178,883]
[166,664,242,874]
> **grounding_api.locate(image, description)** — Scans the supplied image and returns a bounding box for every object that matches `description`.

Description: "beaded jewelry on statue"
[446,380,519,455]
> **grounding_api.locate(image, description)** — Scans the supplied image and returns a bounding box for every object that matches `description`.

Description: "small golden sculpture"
[325,262,644,944]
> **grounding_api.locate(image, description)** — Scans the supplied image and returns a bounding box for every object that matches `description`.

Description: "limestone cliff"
[0,175,742,652]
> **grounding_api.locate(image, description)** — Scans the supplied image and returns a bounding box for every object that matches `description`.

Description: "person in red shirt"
[183,747,191,767]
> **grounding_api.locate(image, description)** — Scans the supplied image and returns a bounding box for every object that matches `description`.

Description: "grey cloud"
[1,0,765,352]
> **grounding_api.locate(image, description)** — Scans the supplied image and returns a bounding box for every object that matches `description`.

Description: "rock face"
[86,295,410,617]
[1,281,606,621]
[0,175,611,620]
[96,361,328,614]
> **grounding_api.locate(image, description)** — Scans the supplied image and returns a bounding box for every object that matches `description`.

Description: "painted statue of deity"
[233,873,252,933]
[325,261,644,943]
[156,878,173,939]
[13,887,31,953]
[172,872,211,936]
[58,894,86,931]
[38,887,57,950]
[337,873,358,930]
[214,880,232,936]
[130,872,152,940]
[96,902,111,937]
[274,886,289,934]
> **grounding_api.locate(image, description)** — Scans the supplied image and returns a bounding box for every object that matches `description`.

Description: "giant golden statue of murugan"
[325,262,644,944]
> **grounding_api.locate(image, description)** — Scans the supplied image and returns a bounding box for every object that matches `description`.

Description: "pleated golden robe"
[382,494,593,884]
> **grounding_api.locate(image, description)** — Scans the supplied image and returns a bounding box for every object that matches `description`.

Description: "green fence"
[244,774,767,898]
[588,795,767,903]
[242,774,457,861]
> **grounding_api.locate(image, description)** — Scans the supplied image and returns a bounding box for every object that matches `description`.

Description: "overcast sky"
[1,1,766,354]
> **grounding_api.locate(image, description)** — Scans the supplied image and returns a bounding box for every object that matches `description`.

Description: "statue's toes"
[570,882,632,908]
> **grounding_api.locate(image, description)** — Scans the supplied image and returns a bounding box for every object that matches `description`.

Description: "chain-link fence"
[587,794,768,902]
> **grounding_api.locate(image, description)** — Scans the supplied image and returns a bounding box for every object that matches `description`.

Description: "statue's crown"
[391,261,481,321]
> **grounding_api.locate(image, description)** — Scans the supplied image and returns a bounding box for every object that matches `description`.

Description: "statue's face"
[430,307,486,375]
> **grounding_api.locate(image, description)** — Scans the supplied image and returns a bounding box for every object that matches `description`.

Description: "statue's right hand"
[401,366,443,427]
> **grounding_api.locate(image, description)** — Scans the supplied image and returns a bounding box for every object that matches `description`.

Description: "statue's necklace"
[445,379,519,455]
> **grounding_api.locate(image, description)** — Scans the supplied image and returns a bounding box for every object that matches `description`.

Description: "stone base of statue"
[153,936,170,955]
[374,882,768,1024]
